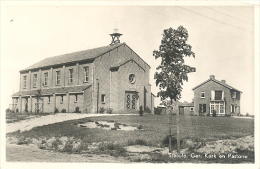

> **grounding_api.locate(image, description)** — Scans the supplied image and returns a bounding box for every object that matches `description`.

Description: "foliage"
[85,108,88,113]
[35,89,43,114]
[128,139,148,146]
[61,109,66,113]
[16,108,19,113]
[139,105,144,116]
[6,108,12,113]
[98,142,127,157]
[74,107,81,113]
[99,107,105,114]
[246,113,249,116]
[153,26,195,103]
[145,106,151,113]
[154,107,162,115]
[162,135,184,149]
[54,107,59,114]
[106,108,113,114]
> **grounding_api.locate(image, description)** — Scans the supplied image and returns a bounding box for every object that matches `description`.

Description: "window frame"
[69,69,73,84]
[83,66,89,83]
[56,71,61,85]
[101,94,105,103]
[60,95,64,104]
[33,74,37,88]
[75,94,78,103]
[48,96,51,104]
[44,72,48,86]
[23,76,27,89]
[200,92,205,98]
[232,91,237,99]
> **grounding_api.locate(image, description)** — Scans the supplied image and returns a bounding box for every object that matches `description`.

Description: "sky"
[1,2,258,115]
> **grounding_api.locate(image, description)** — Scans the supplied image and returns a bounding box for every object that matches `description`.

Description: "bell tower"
[109,27,123,45]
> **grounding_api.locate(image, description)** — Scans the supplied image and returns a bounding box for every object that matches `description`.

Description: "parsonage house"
[11,31,154,114]
[192,75,242,116]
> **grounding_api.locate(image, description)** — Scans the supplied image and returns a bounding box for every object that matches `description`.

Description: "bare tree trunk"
[169,99,173,153]
[177,105,180,153]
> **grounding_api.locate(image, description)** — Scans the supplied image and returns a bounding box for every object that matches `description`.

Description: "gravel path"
[6,113,135,133]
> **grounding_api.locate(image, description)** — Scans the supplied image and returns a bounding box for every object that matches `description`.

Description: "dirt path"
[6,144,129,163]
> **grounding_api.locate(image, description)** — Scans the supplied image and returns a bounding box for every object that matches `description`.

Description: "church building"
[11,30,154,114]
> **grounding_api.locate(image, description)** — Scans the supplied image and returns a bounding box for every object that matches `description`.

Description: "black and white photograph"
[1,1,259,168]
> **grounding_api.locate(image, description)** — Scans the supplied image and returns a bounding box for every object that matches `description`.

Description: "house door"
[125,92,136,112]
[25,98,28,112]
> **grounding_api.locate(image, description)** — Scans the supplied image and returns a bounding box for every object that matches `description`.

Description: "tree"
[154,26,195,153]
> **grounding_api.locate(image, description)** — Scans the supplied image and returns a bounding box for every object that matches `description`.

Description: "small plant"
[154,107,162,115]
[85,108,88,113]
[61,109,66,113]
[99,107,105,114]
[6,108,11,113]
[54,107,59,114]
[107,108,113,114]
[139,105,144,116]
[246,113,249,116]
[16,108,19,113]
[137,125,143,130]
[74,107,81,113]
[145,106,151,113]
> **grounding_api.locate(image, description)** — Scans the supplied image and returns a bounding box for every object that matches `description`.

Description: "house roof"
[20,43,125,72]
[12,85,91,97]
[109,59,145,71]
[192,78,242,93]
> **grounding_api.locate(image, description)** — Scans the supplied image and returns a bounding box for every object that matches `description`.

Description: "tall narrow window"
[23,76,27,88]
[75,94,78,102]
[60,95,63,104]
[232,91,236,99]
[101,94,105,103]
[44,72,48,86]
[215,91,222,100]
[33,74,37,87]
[69,69,73,84]
[56,71,61,85]
[84,66,89,82]
[48,96,51,103]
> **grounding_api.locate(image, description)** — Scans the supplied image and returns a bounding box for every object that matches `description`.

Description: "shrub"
[139,105,144,116]
[16,108,19,113]
[98,142,126,157]
[99,107,105,114]
[54,107,59,114]
[128,139,148,146]
[162,135,184,149]
[107,108,113,114]
[246,113,249,116]
[154,107,162,115]
[85,108,88,113]
[6,108,11,113]
[74,107,81,113]
[61,109,66,113]
[145,106,151,113]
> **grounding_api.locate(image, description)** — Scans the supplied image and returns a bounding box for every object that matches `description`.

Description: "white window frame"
[200,92,205,98]
[84,66,89,83]
[69,69,73,84]
[210,102,225,114]
[33,74,37,87]
[44,72,48,86]
[101,94,105,103]
[56,71,61,85]
[232,91,236,99]
[23,76,27,89]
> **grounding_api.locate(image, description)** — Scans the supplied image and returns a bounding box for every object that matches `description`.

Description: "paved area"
[6,113,135,133]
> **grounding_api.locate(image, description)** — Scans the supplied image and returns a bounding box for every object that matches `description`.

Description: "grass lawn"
[7,114,254,147]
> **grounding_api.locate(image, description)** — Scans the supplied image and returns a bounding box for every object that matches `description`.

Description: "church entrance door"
[125,92,136,112]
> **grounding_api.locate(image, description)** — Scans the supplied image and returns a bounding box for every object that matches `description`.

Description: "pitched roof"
[21,43,125,72]
[192,78,242,93]
[12,85,91,97]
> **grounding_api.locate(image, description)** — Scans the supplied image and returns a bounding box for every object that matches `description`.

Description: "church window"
[129,74,136,84]
[69,69,73,84]
[84,66,89,82]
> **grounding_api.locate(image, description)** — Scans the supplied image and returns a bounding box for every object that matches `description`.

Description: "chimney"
[210,75,215,79]
[221,80,226,84]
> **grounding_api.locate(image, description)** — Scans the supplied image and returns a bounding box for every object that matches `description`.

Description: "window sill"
[83,81,89,83]
[74,101,77,103]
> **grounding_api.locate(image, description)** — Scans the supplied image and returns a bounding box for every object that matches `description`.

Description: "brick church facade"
[11,33,154,114]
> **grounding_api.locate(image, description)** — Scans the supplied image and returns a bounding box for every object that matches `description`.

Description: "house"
[192,75,242,116]
[178,101,194,116]
[11,30,154,114]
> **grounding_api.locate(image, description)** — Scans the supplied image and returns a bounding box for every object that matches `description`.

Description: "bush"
[85,108,88,113]
[98,142,126,157]
[246,113,249,116]
[162,135,184,149]
[99,107,105,114]
[6,108,11,113]
[128,139,148,146]
[16,108,19,113]
[145,106,151,113]
[154,107,162,115]
[61,109,66,113]
[54,107,59,114]
[74,107,81,113]
[107,108,113,114]
[139,105,144,116]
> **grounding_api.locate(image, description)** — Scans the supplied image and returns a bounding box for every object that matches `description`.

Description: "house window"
[199,104,206,113]
[101,94,105,103]
[60,95,63,104]
[215,91,222,100]
[23,76,27,88]
[69,69,73,84]
[56,71,61,85]
[232,91,236,99]
[44,73,48,86]
[75,94,78,103]
[200,92,205,98]
[48,96,50,103]
[84,66,89,82]
[129,74,136,84]
[33,74,37,87]
[190,107,194,111]
[211,105,214,114]
[15,98,18,104]
[220,104,224,113]
[231,105,235,113]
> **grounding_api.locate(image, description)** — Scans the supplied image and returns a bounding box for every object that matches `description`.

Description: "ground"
[6,113,254,163]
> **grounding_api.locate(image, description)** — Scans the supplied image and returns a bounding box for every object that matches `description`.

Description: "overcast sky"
[1,2,257,115]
